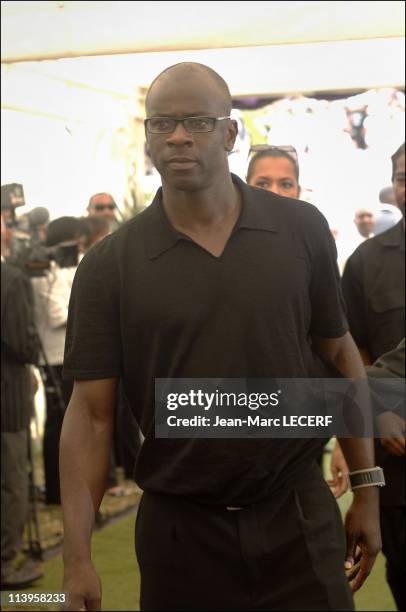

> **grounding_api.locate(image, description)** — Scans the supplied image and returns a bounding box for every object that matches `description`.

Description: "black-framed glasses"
[145,116,230,134]
[249,144,298,165]
[94,203,116,211]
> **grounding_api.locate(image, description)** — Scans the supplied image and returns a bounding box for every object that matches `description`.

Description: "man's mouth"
[167,157,197,169]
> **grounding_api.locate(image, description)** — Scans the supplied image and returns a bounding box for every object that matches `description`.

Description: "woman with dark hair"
[246,145,301,199]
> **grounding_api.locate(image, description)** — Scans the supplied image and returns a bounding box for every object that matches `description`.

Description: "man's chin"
[166,175,204,192]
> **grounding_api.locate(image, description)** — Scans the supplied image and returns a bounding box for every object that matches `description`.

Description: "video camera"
[2,184,51,277]
[1,183,25,211]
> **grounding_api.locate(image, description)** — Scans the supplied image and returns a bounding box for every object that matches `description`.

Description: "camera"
[2,183,53,277]
[2,184,80,275]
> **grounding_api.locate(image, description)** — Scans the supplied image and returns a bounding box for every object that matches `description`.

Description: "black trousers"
[1,430,28,571]
[380,506,405,611]
[135,465,354,611]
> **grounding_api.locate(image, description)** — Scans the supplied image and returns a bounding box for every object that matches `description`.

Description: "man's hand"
[327,441,350,498]
[63,560,101,611]
[343,488,381,593]
[376,411,405,457]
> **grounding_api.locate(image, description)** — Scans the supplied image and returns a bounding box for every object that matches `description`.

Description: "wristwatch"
[349,466,385,490]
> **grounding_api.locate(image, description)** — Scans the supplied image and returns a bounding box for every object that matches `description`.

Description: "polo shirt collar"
[144,189,181,259]
[375,219,405,250]
[232,174,279,233]
[145,173,279,260]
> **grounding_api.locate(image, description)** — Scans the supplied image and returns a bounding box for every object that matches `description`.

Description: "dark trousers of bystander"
[1,430,28,575]
[135,462,354,611]
[380,506,405,611]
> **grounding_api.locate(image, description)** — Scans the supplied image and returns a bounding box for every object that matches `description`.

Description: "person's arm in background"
[328,247,373,495]
[329,336,405,489]
[341,252,372,366]
[60,377,118,612]
[312,332,381,593]
[368,339,405,457]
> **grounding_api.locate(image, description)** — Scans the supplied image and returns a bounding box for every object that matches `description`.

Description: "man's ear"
[225,119,238,153]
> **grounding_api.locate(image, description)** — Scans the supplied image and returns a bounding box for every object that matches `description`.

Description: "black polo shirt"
[64,174,347,505]
[342,221,405,362]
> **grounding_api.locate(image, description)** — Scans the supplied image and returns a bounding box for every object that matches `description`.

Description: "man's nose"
[166,122,193,145]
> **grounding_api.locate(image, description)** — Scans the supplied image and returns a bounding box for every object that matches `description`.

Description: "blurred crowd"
[1,188,141,587]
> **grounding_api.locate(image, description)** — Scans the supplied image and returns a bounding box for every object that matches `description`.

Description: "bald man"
[60,63,381,611]
[354,208,376,239]
[87,192,119,233]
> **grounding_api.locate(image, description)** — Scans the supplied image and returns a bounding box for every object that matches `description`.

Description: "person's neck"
[161,174,240,232]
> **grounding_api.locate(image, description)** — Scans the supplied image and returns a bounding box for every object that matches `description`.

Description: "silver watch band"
[349,466,385,490]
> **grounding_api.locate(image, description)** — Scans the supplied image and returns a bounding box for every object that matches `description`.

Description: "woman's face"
[248,155,300,199]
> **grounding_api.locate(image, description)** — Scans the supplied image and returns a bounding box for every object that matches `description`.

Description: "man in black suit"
[1,213,43,587]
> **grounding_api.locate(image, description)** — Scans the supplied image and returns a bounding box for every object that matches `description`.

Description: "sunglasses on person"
[249,144,299,165]
[93,203,116,211]
[144,116,230,134]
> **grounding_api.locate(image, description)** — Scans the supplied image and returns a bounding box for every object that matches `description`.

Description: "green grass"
[2,511,140,612]
[354,553,396,611]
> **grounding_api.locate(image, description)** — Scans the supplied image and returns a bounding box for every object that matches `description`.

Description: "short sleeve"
[63,239,122,380]
[308,211,348,338]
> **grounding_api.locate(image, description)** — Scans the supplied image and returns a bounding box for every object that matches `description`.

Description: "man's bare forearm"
[334,335,375,472]
[313,332,375,471]
[60,380,117,564]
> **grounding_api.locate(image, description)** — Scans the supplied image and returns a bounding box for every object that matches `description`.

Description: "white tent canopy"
[2,1,405,60]
[1,0,405,97]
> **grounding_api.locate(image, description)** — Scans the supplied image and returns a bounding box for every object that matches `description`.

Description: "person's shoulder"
[118,201,161,235]
[374,219,404,246]
[1,260,24,280]
[349,220,403,260]
[1,262,34,305]
[75,206,155,276]
[1,261,29,289]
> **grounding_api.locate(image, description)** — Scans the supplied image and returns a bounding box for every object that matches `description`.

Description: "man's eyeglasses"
[145,116,230,134]
[94,203,116,211]
[249,144,298,165]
